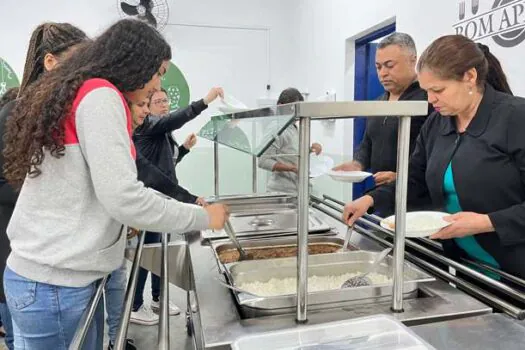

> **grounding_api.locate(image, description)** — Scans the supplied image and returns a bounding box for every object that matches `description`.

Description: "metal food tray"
[223,251,435,318]
[211,235,357,270]
[202,208,332,241]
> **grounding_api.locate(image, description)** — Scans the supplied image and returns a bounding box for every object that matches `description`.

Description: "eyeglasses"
[152,98,170,106]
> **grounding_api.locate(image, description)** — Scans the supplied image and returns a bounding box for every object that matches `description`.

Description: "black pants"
[132,232,161,311]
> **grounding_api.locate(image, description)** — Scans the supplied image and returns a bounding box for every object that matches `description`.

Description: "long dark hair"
[477,43,513,95]
[4,19,172,187]
[18,22,88,95]
[417,35,512,95]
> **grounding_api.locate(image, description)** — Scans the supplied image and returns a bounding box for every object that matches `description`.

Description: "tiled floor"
[125,275,194,350]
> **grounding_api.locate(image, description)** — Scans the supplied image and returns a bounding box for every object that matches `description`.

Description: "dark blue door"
[353,24,395,199]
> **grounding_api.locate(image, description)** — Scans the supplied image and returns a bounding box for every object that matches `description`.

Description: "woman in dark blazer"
[344,35,525,279]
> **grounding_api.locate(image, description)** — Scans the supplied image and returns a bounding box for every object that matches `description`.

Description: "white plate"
[309,154,334,178]
[327,170,372,183]
[380,211,452,238]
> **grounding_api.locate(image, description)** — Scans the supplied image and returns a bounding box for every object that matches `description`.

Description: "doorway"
[352,22,396,199]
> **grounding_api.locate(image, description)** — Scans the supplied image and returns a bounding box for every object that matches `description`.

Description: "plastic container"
[231,315,435,350]
[218,93,249,113]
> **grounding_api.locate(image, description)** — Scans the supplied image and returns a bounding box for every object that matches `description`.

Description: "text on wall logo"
[453,0,525,47]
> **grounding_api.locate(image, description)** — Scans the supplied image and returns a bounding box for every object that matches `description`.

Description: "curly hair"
[3,19,172,188]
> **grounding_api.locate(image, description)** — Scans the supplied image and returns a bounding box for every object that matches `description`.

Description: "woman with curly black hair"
[2,19,228,349]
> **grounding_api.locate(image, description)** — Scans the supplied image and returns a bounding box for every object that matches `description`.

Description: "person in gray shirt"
[259,88,322,193]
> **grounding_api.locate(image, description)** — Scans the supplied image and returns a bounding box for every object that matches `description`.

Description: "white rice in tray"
[237,272,391,297]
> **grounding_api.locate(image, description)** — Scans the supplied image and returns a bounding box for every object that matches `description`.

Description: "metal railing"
[70,194,173,349]
[69,275,108,349]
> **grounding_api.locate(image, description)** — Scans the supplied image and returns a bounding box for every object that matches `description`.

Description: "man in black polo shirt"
[334,32,432,187]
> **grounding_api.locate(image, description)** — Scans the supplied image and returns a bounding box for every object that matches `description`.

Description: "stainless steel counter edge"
[187,209,492,349]
[412,313,525,350]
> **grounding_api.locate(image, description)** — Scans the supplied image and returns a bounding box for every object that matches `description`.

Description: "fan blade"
[121,2,139,16]
[140,0,153,10]
[144,10,158,28]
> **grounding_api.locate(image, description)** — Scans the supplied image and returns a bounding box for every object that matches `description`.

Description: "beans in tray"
[218,244,345,264]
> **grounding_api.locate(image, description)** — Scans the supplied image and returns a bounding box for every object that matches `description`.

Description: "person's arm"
[0,180,18,206]
[136,152,197,203]
[176,133,197,164]
[171,183,198,204]
[136,151,177,194]
[141,100,208,136]
[487,105,525,246]
[176,145,190,163]
[76,87,209,233]
[258,134,296,173]
[0,101,18,205]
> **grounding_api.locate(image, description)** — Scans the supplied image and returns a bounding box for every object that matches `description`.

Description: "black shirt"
[0,101,17,302]
[354,81,432,173]
[371,85,525,278]
[133,100,207,204]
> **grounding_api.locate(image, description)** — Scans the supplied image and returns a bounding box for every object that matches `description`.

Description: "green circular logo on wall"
[161,61,190,111]
[0,58,20,97]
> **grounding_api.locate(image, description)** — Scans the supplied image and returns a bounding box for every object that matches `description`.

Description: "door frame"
[352,22,396,199]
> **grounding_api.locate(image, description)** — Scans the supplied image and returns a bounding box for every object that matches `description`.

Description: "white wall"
[289,0,396,165]
[0,0,300,196]
[396,0,524,97]
[2,0,523,197]
[0,0,297,110]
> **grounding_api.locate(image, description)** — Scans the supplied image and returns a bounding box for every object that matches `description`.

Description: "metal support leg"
[252,156,258,193]
[296,117,311,323]
[392,116,411,312]
[158,233,170,349]
[114,230,146,350]
[251,116,258,194]
[69,275,108,350]
[214,141,219,197]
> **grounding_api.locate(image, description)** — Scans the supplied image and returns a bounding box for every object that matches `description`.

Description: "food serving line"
[72,101,525,349]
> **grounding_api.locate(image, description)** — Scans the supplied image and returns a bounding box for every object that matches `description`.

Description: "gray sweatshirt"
[259,124,299,193]
[7,79,209,287]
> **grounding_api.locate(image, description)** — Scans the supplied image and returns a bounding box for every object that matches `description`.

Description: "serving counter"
[104,100,525,350]
[185,205,492,349]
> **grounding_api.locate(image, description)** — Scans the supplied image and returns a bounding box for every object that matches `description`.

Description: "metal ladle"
[341,247,392,288]
[224,219,247,260]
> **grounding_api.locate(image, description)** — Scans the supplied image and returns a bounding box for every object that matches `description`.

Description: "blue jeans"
[3,266,103,350]
[105,261,127,344]
[0,302,14,350]
[133,232,161,310]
